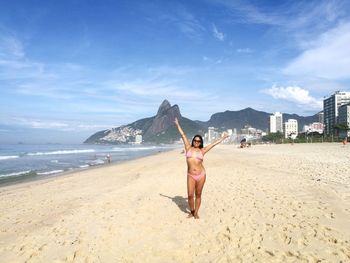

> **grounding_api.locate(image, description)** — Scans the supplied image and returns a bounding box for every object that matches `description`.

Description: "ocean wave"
[28,149,96,156]
[87,159,105,166]
[37,170,64,175]
[0,155,19,161]
[0,170,33,178]
[111,146,158,152]
[79,165,89,168]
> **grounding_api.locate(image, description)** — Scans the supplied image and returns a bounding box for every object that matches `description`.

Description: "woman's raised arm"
[202,132,229,154]
[174,117,191,150]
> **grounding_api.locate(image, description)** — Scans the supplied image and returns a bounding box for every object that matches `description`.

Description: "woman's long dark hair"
[191,134,204,148]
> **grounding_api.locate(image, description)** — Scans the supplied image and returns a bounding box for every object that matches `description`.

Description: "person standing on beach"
[174,117,229,219]
[342,137,347,146]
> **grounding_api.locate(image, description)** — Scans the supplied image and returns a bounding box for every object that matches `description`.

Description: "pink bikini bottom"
[188,171,205,181]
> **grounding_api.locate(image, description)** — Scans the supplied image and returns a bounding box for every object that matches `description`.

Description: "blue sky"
[1,0,350,144]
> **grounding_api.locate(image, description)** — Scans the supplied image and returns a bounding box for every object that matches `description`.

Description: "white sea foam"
[37,170,64,175]
[88,159,105,166]
[0,155,19,161]
[0,170,32,178]
[111,146,158,152]
[79,165,89,168]
[28,149,95,156]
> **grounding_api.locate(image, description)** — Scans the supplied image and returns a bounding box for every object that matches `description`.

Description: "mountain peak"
[144,99,182,139]
[157,99,171,116]
[241,107,255,111]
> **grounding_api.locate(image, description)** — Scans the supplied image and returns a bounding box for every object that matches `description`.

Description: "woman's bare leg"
[187,176,196,217]
[194,175,206,219]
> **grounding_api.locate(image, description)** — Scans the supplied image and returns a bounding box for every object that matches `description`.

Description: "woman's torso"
[186,147,205,175]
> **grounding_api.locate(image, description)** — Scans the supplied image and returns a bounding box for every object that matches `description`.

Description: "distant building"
[135,135,142,144]
[323,91,350,135]
[208,127,216,143]
[284,119,298,138]
[303,122,324,134]
[338,104,350,138]
[318,112,324,124]
[269,112,283,133]
[241,125,254,135]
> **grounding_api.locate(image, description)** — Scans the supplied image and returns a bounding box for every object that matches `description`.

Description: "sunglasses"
[193,139,201,143]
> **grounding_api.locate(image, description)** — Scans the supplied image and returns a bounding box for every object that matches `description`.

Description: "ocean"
[0,144,178,186]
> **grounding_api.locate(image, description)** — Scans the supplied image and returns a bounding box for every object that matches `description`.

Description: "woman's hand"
[221,132,229,139]
[174,117,179,126]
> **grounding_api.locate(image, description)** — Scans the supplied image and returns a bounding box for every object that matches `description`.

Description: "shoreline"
[0,145,180,188]
[0,147,178,191]
[0,143,349,262]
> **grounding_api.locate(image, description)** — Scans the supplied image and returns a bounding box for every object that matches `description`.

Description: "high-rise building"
[323,91,350,135]
[284,119,298,138]
[318,112,324,124]
[208,127,215,143]
[269,112,283,133]
[338,104,350,138]
[135,135,142,144]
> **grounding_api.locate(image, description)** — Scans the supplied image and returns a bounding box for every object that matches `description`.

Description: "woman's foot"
[187,210,195,218]
[194,214,200,219]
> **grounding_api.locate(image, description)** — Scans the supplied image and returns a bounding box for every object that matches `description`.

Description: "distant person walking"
[174,117,228,219]
[343,137,348,146]
[106,154,111,164]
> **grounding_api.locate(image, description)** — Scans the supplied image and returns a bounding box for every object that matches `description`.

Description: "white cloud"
[212,24,225,41]
[159,6,204,40]
[0,36,47,80]
[5,117,112,131]
[236,48,254,53]
[0,35,91,100]
[284,22,350,80]
[12,117,69,129]
[263,85,323,110]
[0,36,25,59]
[218,0,347,30]
[113,79,210,100]
[147,65,195,77]
[227,2,281,26]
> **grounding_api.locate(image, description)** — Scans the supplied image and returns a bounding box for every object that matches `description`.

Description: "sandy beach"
[0,143,349,262]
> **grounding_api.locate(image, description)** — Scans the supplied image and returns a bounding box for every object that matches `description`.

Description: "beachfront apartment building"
[207,127,216,143]
[303,122,324,134]
[269,112,283,133]
[283,119,298,138]
[135,135,142,144]
[338,104,350,138]
[323,91,350,136]
[318,112,324,124]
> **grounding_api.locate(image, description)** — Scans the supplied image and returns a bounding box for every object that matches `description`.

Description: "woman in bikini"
[174,117,229,219]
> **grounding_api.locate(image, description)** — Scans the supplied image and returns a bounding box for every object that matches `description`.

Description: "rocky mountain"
[84,100,204,144]
[84,100,320,144]
[199,107,270,130]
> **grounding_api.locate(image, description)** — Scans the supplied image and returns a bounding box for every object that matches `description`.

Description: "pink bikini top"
[186,149,204,160]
